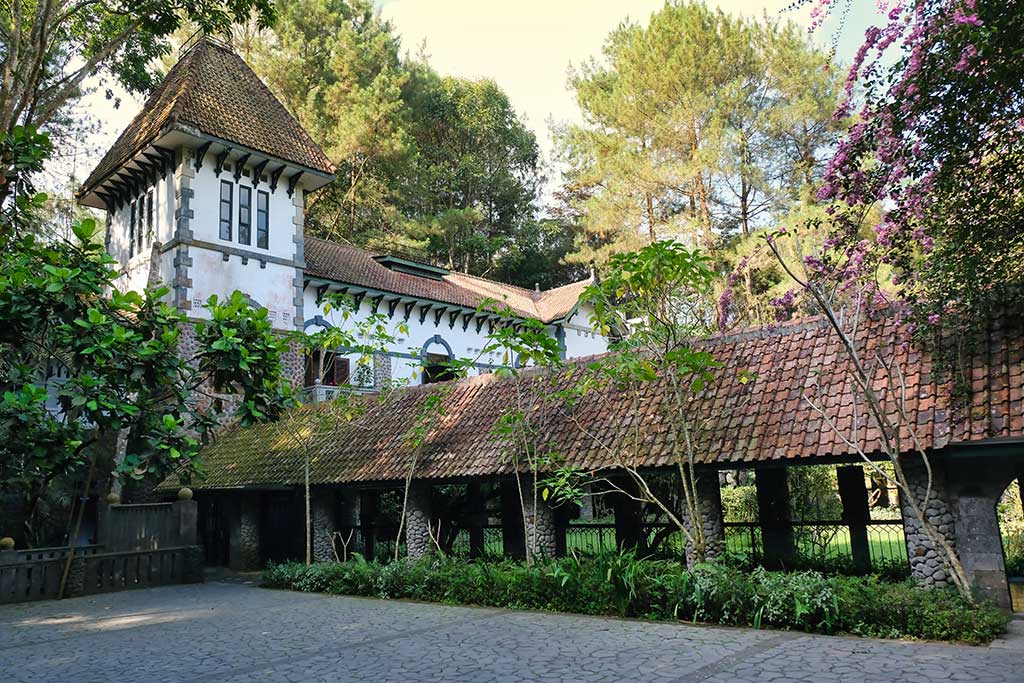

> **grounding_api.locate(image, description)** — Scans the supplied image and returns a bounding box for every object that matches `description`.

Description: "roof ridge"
[445,269,536,295]
[534,277,593,299]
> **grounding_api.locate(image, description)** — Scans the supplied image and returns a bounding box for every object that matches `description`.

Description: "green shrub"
[721,550,910,582]
[262,552,1007,644]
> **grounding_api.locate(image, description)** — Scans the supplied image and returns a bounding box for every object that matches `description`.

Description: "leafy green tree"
[490,218,589,292]
[0,216,296,545]
[1,126,296,544]
[249,1,546,281]
[569,241,721,564]
[403,74,540,273]
[0,0,275,203]
[252,0,412,244]
[271,291,409,564]
[558,1,841,266]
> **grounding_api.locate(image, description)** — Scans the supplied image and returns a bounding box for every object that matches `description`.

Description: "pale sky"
[70,1,883,198]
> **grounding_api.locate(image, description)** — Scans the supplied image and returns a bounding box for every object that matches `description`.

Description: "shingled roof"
[79,37,333,198]
[185,311,1024,489]
[304,237,592,323]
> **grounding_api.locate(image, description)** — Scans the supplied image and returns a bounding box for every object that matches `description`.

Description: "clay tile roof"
[79,37,333,197]
[185,310,1024,489]
[304,236,591,323]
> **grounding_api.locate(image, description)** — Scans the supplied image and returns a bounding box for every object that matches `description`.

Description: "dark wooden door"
[198,496,229,566]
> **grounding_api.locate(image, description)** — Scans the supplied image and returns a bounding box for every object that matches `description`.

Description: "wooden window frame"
[304,349,351,387]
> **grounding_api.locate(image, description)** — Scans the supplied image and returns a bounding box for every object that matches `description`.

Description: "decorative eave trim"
[301,275,531,324]
[170,124,334,182]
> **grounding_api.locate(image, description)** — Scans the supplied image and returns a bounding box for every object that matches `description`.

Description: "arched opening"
[420,335,455,384]
[998,477,1024,611]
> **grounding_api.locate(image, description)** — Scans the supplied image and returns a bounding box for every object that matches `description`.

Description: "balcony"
[301,382,374,403]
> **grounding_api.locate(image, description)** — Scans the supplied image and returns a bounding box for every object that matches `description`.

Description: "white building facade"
[78,38,606,391]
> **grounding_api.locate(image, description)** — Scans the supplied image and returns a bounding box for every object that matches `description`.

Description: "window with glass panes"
[129,200,136,258]
[238,186,252,245]
[146,190,153,246]
[219,180,233,240]
[256,190,269,248]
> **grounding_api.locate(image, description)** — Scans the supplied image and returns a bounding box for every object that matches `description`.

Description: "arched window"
[421,335,455,384]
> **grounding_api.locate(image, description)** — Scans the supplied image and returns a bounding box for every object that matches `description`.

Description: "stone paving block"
[0,581,1021,682]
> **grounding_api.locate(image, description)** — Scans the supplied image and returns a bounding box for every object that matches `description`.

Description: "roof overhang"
[173,124,335,192]
[77,139,177,210]
[77,124,335,210]
[301,275,532,326]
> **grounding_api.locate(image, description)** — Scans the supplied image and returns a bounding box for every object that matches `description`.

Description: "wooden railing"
[0,545,203,605]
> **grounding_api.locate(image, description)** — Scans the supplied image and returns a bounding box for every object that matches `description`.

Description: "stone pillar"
[372,352,392,389]
[230,493,262,570]
[755,467,794,568]
[175,499,198,547]
[837,466,871,572]
[310,487,337,563]
[899,456,957,588]
[500,479,526,558]
[523,489,557,559]
[405,481,433,559]
[682,470,725,566]
[954,490,1010,608]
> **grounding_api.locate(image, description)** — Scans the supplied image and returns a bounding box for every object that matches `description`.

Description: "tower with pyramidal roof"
[78,37,606,391]
[77,36,335,335]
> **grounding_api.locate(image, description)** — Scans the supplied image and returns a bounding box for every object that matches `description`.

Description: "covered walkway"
[181,312,1024,607]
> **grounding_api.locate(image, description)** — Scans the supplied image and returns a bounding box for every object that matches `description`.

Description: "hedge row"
[262,553,1007,644]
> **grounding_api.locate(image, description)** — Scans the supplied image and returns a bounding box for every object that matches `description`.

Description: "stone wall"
[373,351,392,388]
[899,456,956,588]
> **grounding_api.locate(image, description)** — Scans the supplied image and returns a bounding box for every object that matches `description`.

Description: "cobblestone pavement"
[1,580,1021,682]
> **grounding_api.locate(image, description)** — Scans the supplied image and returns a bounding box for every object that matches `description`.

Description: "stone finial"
[177,487,194,500]
[105,492,121,504]
[0,537,14,550]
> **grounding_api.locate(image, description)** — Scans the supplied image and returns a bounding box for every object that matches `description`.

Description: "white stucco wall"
[107,172,175,295]
[102,143,605,382]
[183,152,302,324]
[188,250,297,324]
[188,155,299,256]
[562,309,609,359]
[302,288,608,386]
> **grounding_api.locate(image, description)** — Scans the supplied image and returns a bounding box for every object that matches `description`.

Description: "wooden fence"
[99,500,197,551]
[0,545,203,605]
